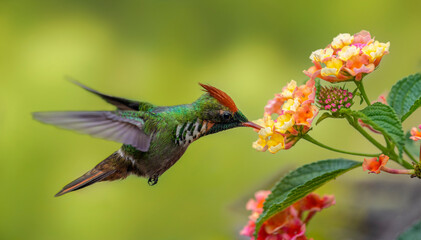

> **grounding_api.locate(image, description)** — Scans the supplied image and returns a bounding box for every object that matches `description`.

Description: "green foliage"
[398,219,421,240]
[341,102,405,156]
[254,159,360,236]
[388,73,421,122]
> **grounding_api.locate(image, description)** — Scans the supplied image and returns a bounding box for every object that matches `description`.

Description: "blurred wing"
[67,78,144,110]
[33,111,152,152]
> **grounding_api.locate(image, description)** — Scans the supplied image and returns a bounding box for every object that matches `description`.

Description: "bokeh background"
[1,1,421,239]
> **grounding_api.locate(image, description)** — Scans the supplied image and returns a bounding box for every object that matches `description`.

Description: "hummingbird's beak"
[241,121,262,130]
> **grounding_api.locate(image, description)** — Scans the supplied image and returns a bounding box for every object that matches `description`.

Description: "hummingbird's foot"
[148,175,159,186]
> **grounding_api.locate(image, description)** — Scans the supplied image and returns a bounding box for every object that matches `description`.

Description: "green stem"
[303,134,380,157]
[347,116,388,153]
[390,157,414,169]
[354,80,371,106]
[404,146,418,163]
[384,135,392,150]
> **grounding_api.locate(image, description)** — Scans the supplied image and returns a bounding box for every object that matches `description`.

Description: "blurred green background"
[1,0,421,239]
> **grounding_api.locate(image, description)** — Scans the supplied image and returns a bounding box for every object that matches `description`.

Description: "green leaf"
[254,159,360,237]
[341,102,405,156]
[398,219,421,240]
[388,73,421,122]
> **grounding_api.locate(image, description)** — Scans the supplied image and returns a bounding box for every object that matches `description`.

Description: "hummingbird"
[33,80,261,197]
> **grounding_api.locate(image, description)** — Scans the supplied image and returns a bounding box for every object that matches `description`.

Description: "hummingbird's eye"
[222,111,232,121]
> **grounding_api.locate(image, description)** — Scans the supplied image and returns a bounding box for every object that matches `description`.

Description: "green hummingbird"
[33,81,260,197]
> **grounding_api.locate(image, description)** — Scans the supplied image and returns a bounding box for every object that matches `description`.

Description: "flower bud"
[317,86,354,112]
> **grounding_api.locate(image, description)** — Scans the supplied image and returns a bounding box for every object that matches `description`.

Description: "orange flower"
[362,154,389,174]
[304,30,390,83]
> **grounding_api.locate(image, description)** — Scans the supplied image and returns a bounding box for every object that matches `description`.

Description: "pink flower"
[240,191,335,240]
[304,30,390,83]
[247,190,271,215]
[410,125,421,141]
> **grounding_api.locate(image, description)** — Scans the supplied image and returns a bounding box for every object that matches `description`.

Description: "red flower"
[240,191,335,240]
[294,193,336,214]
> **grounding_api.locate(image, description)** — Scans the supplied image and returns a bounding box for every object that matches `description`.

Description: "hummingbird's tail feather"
[55,151,132,197]
[55,169,116,197]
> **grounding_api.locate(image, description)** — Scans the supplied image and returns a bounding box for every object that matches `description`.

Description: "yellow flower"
[331,33,354,49]
[252,135,268,152]
[362,41,390,62]
[309,48,334,62]
[267,134,285,154]
[252,114,288,154]
[338,45,359,61]
[282,98,300,112]
[274,114,295,134]
[321,58,343,77]
[280,80,297,99]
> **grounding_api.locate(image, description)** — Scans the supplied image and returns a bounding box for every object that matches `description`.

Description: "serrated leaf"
[254,159,360,237]
[398,219,421,240]
[341,102,405,156]
[388,73,421,122]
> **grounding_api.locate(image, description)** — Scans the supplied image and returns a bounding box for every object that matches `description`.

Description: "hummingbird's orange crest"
[199,83,238,112]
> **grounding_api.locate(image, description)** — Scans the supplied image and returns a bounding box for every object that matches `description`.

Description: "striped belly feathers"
[174,119,211,146]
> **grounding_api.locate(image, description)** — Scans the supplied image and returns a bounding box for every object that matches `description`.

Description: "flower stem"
[302,134,379,157]
[354,80,371,106]
[381,166,414,175]
[390,158,414,169]
[345,116,414,169]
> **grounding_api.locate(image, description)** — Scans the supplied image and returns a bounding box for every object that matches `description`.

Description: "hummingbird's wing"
[67,78,154,111]
[33,111,152,152]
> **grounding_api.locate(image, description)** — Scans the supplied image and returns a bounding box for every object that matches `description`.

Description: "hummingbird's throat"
[175,119,212,146]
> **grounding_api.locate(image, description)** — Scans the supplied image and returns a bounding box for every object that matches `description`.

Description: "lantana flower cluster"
[304,30,390,83]
[240,190,335,240]
[252,79,318,153]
